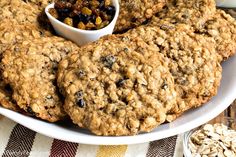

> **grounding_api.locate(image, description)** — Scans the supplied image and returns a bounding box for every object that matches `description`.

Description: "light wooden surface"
[210,99,236,129]
[229,100,236,120]
[0,115,3,120]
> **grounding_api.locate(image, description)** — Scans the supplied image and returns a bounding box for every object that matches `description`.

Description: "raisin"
[78,22,86,29]
[92,9,100,16]
[123,48,129,52]
[75,90,83,98]
[181,13,189,19]
[74,90,85,108]
[176,77,188,85]
[131,17,137,22]
[97,21,109,29]
[100,11,109,20]
[49,8,59,19]
[4,84,12,93]
[76,70,85,77]
[105,6,115,16]
[81,7,92,15]
[95,16,102,25]
[161,83,168,90]
[82,1,89,6]
[27,107,36,116]
[116,79,126,87]
[64,17,73,26]
[76,99,85,108]
[70,9,80,17]
[90,0,99,7]
[69,0,77,4]
[121,97,129,105]
[54,1,66,10]
[104,0,111,6]
[52,0,115,30]
[90,15,96,23]
[86,22,96,29]
[99,1,105,9]
[101,55,116,68]
[78,14,89,23]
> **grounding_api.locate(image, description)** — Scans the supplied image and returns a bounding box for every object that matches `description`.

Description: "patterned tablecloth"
[0,116,183,157]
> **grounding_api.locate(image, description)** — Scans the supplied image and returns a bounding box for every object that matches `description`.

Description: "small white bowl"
[216,0,236,8]
[183,117,236,157]
[45,0,119,46]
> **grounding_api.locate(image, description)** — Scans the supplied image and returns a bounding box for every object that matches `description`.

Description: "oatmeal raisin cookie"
[1,37,78,122]
[126,22,222,121]
[58,35,177,135]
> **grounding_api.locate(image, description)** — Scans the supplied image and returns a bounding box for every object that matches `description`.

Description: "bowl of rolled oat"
[183,117,236,157]
[45,0,119,46]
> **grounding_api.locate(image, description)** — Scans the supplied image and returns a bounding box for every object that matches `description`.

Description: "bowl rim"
[45,0,120,34]
[183,119,236,157]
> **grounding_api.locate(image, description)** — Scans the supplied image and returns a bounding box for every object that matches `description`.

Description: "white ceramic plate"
[0,55,235,145]
[216,0,236,8]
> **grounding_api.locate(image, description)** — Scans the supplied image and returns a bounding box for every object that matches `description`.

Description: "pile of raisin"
[49,0,116,30]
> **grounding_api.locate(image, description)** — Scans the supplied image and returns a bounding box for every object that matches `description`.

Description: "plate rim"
[0,56,236,145]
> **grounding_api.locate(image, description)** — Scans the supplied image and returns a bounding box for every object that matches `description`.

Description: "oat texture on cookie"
[0,0,53,111]
[152,0,216,30]
[1,37,78,122]
[114,0,167,32]
[151,0,236,60]
[121,21,222,121]
[57,35,178,135]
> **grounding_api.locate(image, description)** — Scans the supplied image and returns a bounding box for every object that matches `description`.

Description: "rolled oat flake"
[188,123,236,157]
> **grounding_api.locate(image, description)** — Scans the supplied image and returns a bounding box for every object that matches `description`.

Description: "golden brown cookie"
[58,35,177,135]
[114,0,167,32]
[1,37,78,122]
[0,19,50,111]
[198,10,236,60]
[126,22,222,122]
[151,0,236,60]
[152,0,216,30]
[0,0,53,112]
[24,0,53,10]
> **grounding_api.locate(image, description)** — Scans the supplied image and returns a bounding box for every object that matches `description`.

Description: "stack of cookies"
[0,0,235,136]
